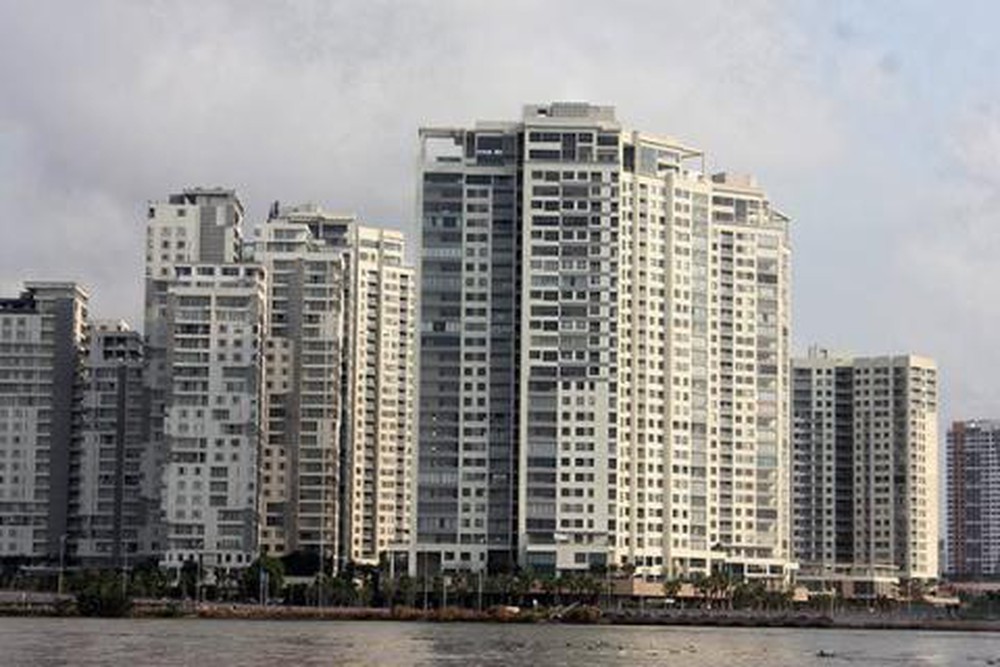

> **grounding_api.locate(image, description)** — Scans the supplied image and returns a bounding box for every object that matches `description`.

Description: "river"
[1,618,999,666]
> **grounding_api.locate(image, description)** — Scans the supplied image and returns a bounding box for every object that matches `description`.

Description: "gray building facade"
[0,282,89,561]
[948,419,1000,578]
[71,320,152,567]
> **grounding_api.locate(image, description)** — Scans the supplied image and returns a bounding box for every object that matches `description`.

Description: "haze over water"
[1,618,999,666]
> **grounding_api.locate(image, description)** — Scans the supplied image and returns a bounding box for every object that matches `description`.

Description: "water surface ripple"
[2,618,1000,666]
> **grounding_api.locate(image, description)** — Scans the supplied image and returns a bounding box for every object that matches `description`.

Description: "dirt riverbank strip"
[3,596,999,632]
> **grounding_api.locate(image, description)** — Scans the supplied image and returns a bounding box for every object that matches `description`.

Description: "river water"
[1,618,999,666]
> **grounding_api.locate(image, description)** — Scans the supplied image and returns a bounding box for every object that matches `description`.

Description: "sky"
[1,0,999,423]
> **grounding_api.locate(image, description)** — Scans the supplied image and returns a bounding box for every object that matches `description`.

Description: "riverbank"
[3,594,1000,632]
[191,602,1000,632]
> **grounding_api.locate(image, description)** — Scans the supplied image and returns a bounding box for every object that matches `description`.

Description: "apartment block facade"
[71,320,152,566]
[159,263,266,574]
[144,189,247,570]
[254,206,347,565]
[793,349,939,592]
[341,224,415,565]
[415,103,792,580]
[0,282,89,560]
[253,205,416,570]
[947,419,1000,578]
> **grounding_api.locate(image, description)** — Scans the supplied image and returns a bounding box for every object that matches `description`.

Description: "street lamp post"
[422,556,429,611]
[121,546,129,599]
[57,534,67,596]
[477,568,483,612]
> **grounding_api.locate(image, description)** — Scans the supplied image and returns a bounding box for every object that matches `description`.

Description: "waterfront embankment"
[3,591,999,632]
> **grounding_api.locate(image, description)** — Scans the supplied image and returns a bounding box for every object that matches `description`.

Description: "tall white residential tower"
[415,103,792,581]
[159,263,266,574]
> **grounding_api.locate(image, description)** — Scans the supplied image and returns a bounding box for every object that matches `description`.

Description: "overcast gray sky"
[1,0,998,423]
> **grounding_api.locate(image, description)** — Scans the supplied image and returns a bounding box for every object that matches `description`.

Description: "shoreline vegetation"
[1,596,998,632]
[2,561,993,631]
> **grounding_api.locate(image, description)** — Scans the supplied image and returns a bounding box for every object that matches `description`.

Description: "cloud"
[893,104,1000,418]
[0,0,847,327]
[12,0,993,423]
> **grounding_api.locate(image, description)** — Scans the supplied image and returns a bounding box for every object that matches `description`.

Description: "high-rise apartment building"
[253,205,416,569]
[144,189,252,576]
[415,102,792,581]
[159,263,266,575]
[341,224,415,565]
[793,348,939,594]
[947,419,1000,578]
[70,320,152,567]
[254,206,347,565]
[144,189,246,422]
[0,282,88,560]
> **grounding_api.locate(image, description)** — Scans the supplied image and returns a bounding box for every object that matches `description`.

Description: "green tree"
[539,573,559,605]
[241,555,285,602]
[491,572,517,605]
[178,560,199,599]
[396,574,417,607]
[706,570,734,609]
[130,563,169,598]
[73,570,132,617]
[688,572,708,606]
[513,568,535,606]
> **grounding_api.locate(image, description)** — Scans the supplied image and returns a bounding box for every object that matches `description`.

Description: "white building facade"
[159,263,266,575]
[144,188,247,568]
[415,103,792,580]
[253,206,346,565]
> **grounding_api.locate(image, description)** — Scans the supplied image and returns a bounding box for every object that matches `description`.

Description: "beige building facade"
[253,205,416,571]
[793,349,939,594]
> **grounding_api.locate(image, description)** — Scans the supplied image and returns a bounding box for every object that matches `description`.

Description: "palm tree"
[706,569,734,609]
[688,572,708,607]
[450,571,470,608]
[578,573,602,604]
[539,573,559,606]
[513,569,535,606]
[561,572,599,604]
[494,572,517,605]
